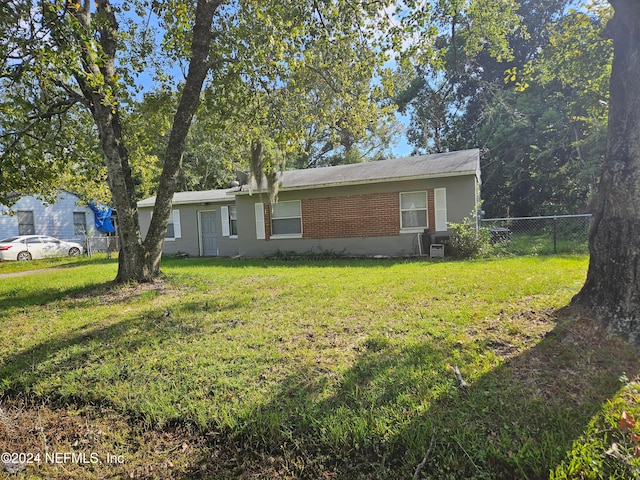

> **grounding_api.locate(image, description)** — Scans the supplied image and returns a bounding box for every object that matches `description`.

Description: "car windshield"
[0,237,20,242]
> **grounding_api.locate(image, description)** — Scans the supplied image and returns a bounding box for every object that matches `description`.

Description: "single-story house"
[0,191,103,242]
[137,149,481,257]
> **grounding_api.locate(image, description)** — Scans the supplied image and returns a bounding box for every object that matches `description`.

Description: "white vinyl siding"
[271,201,302,237]
[434,188,447,231]
[255,203,266,240]
[400,192,428,231]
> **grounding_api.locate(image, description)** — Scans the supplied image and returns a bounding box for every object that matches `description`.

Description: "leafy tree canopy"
[397,0,612,217]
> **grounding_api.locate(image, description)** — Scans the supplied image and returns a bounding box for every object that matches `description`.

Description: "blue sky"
[393,112,412,158]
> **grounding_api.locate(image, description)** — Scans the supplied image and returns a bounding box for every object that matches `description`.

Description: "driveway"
[0,267,70,279]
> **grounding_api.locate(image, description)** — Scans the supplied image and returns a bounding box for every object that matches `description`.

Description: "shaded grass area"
[0,256,638,479]
[0,252,112,275]
[506,233,589,256]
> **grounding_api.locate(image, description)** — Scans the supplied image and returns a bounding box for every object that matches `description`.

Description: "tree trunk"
[72,1,150,283]
[142,0,221,279]
[71,0,220,283]
[572,0,640,345]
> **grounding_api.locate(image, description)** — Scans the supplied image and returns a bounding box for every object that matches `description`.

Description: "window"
[73,212,87,235]
[221,205,238,237]
[400,192,428,230]
[271,201,302,237]
[165,210,182,240]
[17,211,35,235]
[229,206,237,236]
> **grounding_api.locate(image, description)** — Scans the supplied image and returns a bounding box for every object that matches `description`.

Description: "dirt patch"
[69,277,173,305]
[0,396,208,479]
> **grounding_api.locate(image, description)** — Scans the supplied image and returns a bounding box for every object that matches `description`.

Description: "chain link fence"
[85,236,120,258]
[480,214,591,255]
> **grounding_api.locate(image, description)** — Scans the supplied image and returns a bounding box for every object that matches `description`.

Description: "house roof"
[137,188,237,208]
[137,149,480,207]
[243,148,480,193]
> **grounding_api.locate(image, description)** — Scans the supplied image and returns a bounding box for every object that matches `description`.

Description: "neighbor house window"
[400,192,428,230]
[271,201,302,236]
[17,211,35,235]
[73,212,87,235]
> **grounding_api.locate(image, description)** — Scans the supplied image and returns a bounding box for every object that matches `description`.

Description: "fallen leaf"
[606,443,620,457]
[619,411,636,433]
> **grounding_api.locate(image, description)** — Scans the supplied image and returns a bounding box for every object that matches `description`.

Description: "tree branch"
[413,434,436,480]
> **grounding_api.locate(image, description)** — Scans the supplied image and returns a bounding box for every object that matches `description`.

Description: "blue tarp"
[87,201,115,233]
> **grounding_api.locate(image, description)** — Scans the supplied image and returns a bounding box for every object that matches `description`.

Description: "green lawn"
[0,255,638,479]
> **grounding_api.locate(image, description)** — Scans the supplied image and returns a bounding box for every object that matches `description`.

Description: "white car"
[0,235,84,261]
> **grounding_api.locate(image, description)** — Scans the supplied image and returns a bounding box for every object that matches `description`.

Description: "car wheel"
[68,247,81,257]
[17,251,32,261]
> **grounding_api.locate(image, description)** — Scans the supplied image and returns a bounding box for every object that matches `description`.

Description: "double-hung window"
[228,206,238,236]
[271,201,302,237]
[221,205,238,237]
[18,211,35,235]
[400,192,428,230]
[164,210,182,240]
[73,212,87,235]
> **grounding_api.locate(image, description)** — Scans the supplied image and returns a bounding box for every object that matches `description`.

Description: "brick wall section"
[427,189,435,231]
[263,203,272,239]
[261,189,437,240]
[301,192,400,239]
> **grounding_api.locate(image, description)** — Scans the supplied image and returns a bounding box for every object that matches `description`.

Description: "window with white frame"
[18,211,35,235]
[271,201,302,236]
[400,192,428,230]
[229,206,237,236]
[73,212,87,235]
[221,205,238,237]
[164,210,181,240]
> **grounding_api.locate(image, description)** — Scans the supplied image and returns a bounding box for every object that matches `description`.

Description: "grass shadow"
[187,309,639,479]
[161,255,440,271]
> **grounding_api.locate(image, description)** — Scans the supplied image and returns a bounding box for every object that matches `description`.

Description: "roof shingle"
[137,149,480,207]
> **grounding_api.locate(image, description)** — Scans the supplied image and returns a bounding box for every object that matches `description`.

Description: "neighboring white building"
[0,191,102,242]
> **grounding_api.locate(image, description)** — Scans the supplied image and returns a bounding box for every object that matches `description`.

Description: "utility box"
[420,229,432,255]
[430,243,445,258]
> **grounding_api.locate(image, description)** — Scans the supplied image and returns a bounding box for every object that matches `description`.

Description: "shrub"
[448,216,494,258]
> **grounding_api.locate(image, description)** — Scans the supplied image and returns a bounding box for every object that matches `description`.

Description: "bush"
[448,217,494,258]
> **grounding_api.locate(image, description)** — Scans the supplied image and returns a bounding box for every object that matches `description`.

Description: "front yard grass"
[0,255,638,479]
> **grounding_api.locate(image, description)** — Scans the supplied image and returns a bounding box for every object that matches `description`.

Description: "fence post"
[553,216,557,254]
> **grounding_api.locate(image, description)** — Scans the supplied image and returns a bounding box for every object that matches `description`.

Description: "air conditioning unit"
[430,243,445,258]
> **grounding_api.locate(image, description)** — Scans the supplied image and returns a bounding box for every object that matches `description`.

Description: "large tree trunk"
[142,0,221,278]
[71,0,220,283]
[72,1,149,282]
[572,0,640,345]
